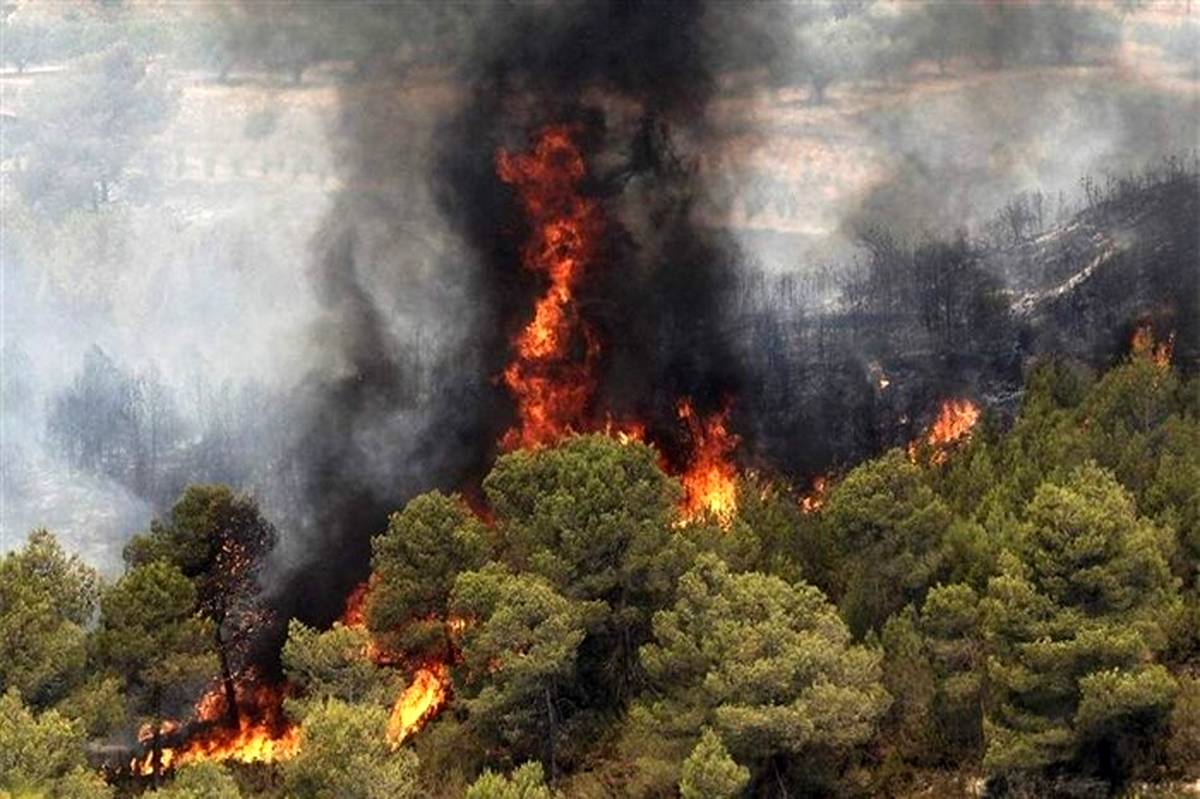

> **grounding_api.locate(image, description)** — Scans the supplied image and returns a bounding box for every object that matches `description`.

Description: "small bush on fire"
[4,347,1200,798]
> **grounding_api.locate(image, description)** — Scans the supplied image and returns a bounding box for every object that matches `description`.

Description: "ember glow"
[676,399,740,526]
[386,662,450,747]
[908,399,981,465]
[497,125,605,451]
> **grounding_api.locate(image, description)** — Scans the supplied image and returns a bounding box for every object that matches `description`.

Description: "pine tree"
[678,728,749,799]
[451,567,597,781]
[636,554,889,791]
[982,464,1179,780]
[822,450,953,636]
[367,491,490,661]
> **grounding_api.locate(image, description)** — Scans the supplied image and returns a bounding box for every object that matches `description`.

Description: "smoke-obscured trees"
[719,2,884,104]
[842,229,1009,357]
[50,346,142,477]
[911,1,1120,72]
[1,15,56,74]
[0,3,157,74]
[45,346,299,509]
[13,44,176,216]
[206,2,479,84]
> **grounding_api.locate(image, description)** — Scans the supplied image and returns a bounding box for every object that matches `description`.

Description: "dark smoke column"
[279,0,747,627]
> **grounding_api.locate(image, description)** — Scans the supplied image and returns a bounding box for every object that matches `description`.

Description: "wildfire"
[908,399,980,465]
[602,415,648,446]
[386,662,450,747]
[676,399,740,526]
[340,578,393,664]
[497,125,605,451]
[129,681,299,776]
[493,125,746,526]
[800,475,829,514]
[1131,323,1174,369]
[340,580,461,747]
[341,580,371,628]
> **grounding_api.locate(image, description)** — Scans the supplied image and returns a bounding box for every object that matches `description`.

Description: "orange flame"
[676,399,740,526]
[339,578,393,663]
[129,681,299,776]
[800,475,829,514]
[497,125,605,451]
[602,415,647,446]
[342,576,463,747]
[386,662,450,747]
[492,124,746,529]
[341,580,372,628]
[908,399,980,465]
[1131,323,1173,369]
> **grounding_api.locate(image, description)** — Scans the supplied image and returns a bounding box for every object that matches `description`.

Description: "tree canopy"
[4,355,1200,796]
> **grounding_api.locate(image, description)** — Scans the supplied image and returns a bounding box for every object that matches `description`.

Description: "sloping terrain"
[1006,166,1199,368]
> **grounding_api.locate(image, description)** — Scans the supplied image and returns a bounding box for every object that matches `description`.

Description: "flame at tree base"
[340,582,456,749]
[129,681,299,776]
[800,476,829,514]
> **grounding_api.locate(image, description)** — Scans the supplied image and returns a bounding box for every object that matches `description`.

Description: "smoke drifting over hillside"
[2,2,1196,618]
[275,0,1198,624]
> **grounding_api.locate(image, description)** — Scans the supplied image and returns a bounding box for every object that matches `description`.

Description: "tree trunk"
[772,755,791,798]
[150,714,163,787]
[544,687,557,784]
[811,78,828,105]
[215,622,239,728]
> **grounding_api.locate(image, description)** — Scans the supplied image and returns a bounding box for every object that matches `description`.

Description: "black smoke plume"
[276,1,748,627]
[265,0,1198,637]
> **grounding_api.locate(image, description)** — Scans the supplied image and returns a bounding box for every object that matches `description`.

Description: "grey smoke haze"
[0,1,1196,592]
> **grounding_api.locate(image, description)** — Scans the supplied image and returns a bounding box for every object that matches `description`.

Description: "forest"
[4,337,1200,798]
